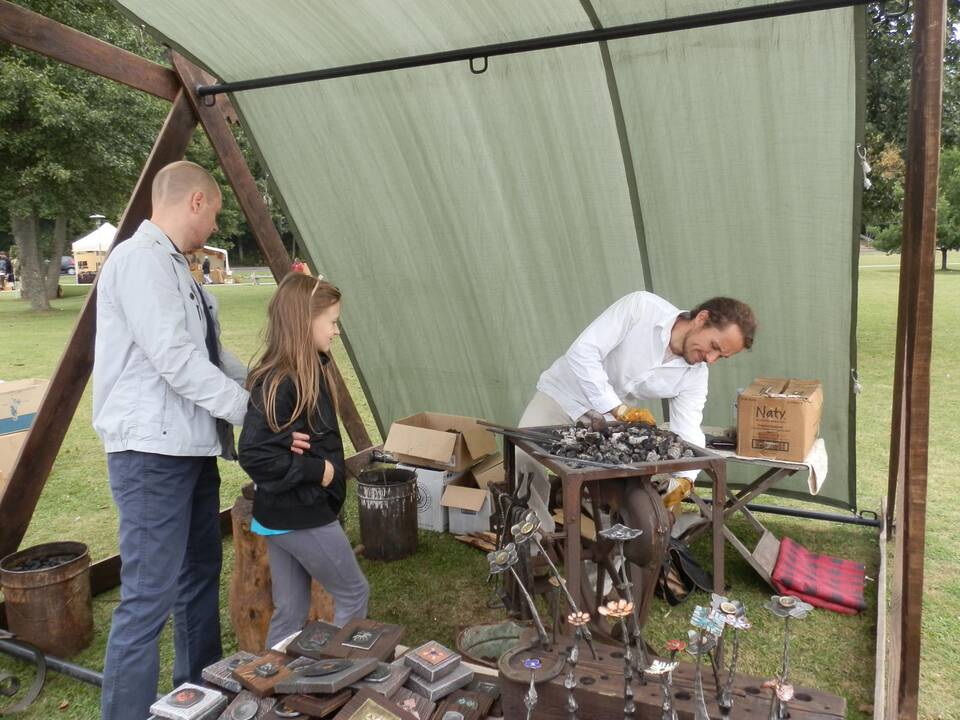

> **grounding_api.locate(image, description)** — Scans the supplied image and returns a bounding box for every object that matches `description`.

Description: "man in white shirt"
[518,292,756,514]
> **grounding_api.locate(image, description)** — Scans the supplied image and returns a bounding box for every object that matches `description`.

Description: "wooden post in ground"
[884,1,947,718]
[170,52,374,454]
[0,93,198,558]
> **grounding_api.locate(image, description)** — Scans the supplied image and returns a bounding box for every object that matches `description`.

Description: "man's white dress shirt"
[537,291,709,450]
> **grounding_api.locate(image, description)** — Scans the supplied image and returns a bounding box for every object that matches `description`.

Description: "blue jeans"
[100,451,222,720]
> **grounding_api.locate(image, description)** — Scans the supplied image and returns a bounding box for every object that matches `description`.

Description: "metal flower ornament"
[487,544,549,646]
[523,657,542,720]
[598,523,648,672]
[564,611,591,720]
[687,607,723,720]
[598,598,638,719]
[645,658,680,720]
[764,595,813,720]
[709,594,751,717]
[510,510,597,659]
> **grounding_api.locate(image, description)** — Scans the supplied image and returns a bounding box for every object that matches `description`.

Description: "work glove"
[613,404,656,426]
[576,410,607,432]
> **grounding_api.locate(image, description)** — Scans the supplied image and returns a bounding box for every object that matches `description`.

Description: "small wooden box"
[231,651,295,698]
[322,618,404,662]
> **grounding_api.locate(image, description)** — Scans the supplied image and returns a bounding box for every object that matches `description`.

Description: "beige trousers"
[515,391,573,533]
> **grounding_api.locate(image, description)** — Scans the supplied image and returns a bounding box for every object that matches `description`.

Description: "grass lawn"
[0,257,957,719]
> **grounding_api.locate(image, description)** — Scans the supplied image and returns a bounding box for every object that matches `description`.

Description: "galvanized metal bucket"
[356,468,418,561]
[0,541,93,656]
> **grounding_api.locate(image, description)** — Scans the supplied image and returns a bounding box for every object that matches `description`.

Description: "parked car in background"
[61,256,75,275]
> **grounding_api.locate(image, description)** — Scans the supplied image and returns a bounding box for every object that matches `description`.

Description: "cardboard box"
[468,453,504,491]
[736,378,823,462]
[383,413,496,472]
[0,378,48,494]
[441,477,493,536]
[398,464,464,532]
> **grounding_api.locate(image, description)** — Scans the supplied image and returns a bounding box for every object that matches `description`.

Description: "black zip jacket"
[238,359,345,530]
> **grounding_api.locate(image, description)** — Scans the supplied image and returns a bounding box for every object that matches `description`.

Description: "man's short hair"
[151,161,219,208]
[690,297,757,349]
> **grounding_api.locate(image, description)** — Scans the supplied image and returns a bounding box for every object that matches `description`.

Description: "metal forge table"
[501,425,728,616]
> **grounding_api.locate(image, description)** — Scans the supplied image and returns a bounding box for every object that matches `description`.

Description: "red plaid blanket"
[771,536,866,615]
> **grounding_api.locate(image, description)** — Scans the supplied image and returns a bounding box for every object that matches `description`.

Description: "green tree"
[871,147,960,270]
[0,1,289,310]
[862,6,959,265]
[0,0,167,310]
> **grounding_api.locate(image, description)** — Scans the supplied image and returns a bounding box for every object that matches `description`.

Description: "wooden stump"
[229,496,335,652]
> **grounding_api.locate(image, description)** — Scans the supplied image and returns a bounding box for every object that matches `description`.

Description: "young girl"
[239,273,369,646]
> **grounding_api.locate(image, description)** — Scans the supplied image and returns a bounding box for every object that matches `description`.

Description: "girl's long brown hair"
[247,273,341,433]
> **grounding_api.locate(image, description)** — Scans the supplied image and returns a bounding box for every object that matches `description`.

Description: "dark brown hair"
[247,273,341,432]
[689,297,757,349]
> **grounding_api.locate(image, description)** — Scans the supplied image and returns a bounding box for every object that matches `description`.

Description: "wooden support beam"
[0,0,179,101]
[885,1,946,718]
[170,52,375,453]
[0,93,197,558]
[169,54,291,281]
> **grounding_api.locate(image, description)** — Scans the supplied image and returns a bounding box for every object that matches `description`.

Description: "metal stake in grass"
[599,599,636,719]
[487,543,549,647]
[763,595,813,720]
[597,523,647,673]
[512,510,598,659]
[565,611,590,720]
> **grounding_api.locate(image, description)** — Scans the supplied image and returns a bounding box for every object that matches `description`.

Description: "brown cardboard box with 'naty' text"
[736,378,822,462]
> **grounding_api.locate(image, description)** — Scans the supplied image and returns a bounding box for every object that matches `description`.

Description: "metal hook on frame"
[469,56,488,74]
[198,86,216,107]
[877,1,910,20]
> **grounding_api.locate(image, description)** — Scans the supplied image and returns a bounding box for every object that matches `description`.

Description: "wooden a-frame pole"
[0,92,198,557]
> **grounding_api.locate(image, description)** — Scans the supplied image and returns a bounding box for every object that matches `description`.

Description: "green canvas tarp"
[116,0,863,509]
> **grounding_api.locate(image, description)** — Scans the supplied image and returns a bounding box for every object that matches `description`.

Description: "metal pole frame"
[196,0,873,97]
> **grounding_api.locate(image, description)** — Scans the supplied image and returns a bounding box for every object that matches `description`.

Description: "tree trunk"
[46,215,68,299]
[941,245,948,271]
[10,213,50,312]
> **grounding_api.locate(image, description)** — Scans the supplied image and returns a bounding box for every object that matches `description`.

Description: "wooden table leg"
[710,461,726,594]
[563,477,584,611]
[504,438,516,495]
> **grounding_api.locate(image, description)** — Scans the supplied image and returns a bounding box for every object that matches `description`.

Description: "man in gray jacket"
[93,161,284,719]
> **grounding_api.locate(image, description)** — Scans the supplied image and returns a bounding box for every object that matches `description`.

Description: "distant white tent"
[71,222,117,253]
[71,222,231,283]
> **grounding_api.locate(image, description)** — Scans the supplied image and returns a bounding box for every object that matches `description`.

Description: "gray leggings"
[265,521,370,647]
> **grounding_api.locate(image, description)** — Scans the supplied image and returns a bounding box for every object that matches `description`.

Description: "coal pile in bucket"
[545,424,694,466]
[10,553,80,572]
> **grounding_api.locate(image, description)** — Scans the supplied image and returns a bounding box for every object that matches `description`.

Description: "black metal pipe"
[197,0,872,97]
[0,639,102,687]
[688,498,881,527]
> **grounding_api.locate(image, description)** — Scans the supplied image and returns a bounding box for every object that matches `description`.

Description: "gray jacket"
[93,220,249,457]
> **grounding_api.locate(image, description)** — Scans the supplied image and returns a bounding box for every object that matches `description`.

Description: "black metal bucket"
[356,468,418,561]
